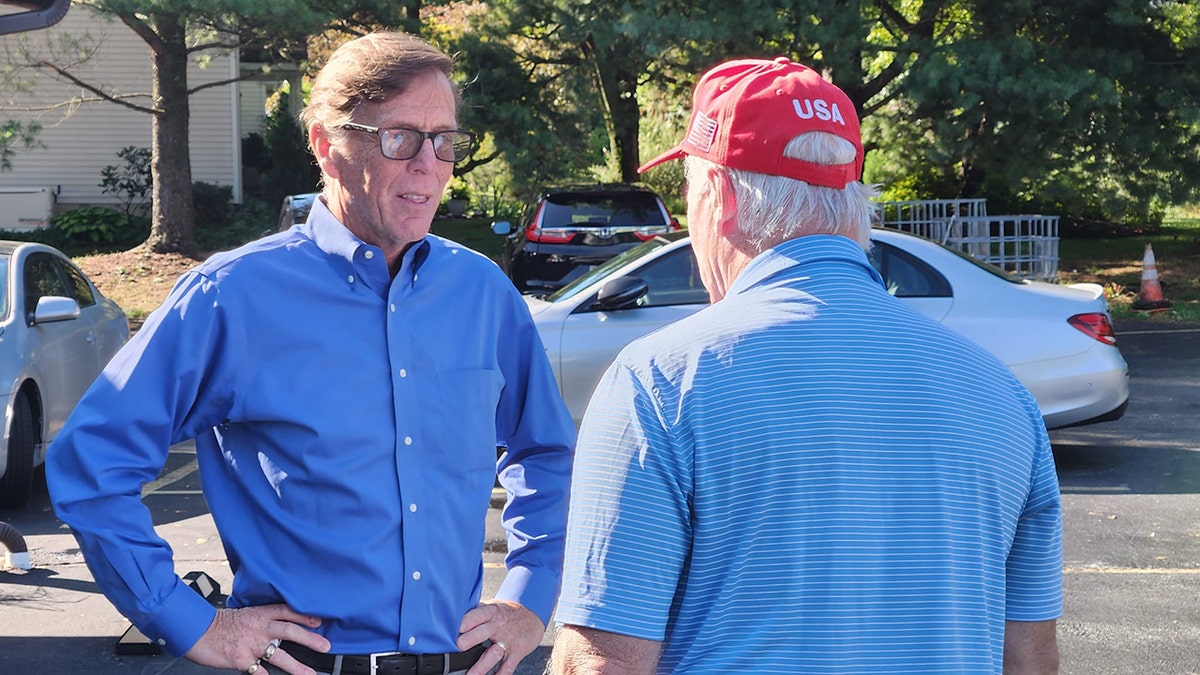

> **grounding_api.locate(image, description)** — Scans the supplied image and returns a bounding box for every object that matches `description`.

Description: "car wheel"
[0,393,36,509]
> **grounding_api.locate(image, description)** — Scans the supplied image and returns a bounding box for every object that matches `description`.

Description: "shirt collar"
[300,196,431,296]
[725,234,885,298]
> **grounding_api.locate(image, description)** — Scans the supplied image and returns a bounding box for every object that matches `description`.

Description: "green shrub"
[196,195,276,252]
[51,207,131,245]
[99,146,152,217]
[192,181,234,228]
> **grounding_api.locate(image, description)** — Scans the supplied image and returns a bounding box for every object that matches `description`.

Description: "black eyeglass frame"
[339,122,476,164]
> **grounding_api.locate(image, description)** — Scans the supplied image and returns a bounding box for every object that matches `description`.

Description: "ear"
[712,168,740,238]
[309,122,341,182]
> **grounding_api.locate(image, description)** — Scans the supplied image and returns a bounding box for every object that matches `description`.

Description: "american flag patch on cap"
[686,111,718,153]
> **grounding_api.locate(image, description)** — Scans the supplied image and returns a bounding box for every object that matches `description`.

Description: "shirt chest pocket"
[436,368,504,476]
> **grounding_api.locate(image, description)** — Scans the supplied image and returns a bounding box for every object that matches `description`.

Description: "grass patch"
[1058,218,1200,323]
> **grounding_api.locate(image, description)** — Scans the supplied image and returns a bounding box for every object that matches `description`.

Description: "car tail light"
[524,222,576,244]
[1068,313,1117,346]
[632,217,684,241]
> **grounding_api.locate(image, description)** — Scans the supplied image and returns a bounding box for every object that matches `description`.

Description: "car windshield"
[541,192,667,228]
[545,232,683,302]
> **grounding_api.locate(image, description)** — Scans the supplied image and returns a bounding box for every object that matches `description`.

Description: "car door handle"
[86,332,96,345]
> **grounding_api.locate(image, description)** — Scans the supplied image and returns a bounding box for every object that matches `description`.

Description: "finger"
[258,603,325,629]
[458,602,513,651]
[256,649,316,675]
[465,641,509,675]
[458,603,494,634]
[270,621,331,654]
[456,625,487,652]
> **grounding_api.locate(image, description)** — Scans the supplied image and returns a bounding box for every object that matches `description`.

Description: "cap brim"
[637,146,686,174]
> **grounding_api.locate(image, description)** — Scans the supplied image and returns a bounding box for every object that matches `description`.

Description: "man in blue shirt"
[48,32,574,675]
[552,58,1061,674]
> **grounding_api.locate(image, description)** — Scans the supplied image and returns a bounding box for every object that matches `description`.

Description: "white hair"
[685,132,880,251]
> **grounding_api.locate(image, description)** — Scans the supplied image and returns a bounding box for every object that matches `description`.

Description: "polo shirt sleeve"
[1005,417,1064,622]
[556,361,693,641]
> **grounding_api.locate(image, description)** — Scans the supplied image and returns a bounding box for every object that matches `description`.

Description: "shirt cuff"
[140,576,220,657]
[496,564,559,626]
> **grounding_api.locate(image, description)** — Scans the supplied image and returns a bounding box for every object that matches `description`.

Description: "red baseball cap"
[638,57,864,188]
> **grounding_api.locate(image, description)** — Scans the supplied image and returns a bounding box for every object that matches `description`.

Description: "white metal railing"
[949,215,1060,281]
[876,199,1059,281]
[876,198,988,243]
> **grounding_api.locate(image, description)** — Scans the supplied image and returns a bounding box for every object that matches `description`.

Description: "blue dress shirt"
[47,198,575,657]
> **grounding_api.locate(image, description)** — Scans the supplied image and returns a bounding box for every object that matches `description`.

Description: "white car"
[526,229,1130,431]
[0,241,128,508]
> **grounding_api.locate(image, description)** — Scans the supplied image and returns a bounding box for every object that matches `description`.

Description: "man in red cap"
[551,58,1061,674]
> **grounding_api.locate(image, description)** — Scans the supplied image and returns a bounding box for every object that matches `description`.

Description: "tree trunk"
[401,0,422,35]
[146,15,196,254]
[585,35,643,183]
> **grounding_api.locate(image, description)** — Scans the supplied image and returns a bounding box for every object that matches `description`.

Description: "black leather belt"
[280,640,487,675]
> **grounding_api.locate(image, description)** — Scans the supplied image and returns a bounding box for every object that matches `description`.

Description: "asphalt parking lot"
[1,321,1198,674]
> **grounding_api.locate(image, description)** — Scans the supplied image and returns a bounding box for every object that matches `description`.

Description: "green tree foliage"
[0,119,43,171]
[462,0,773,186]
[447,26,606,196]
[470,0,1197,228]
[862,0,1200,228]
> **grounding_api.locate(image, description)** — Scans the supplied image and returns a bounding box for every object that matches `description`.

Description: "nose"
[407,137,439,171]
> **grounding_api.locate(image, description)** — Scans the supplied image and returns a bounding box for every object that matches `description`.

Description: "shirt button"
[399,369,407,378]
[404,436,413,446]
[412,571,421,580]
[390,304,396,312]
[409,503,417,512]
[157,639,166,646]
[364,250,374,259]
[347,275,355,284]
[408,637,416,647]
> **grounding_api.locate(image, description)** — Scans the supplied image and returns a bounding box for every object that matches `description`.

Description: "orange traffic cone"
[1131,243,1172,312]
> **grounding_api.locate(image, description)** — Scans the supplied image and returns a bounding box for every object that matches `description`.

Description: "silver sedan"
[0,241,128,508]
[526,229,1130,431]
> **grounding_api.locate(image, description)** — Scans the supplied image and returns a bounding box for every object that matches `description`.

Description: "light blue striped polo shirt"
[557,235,1062,674]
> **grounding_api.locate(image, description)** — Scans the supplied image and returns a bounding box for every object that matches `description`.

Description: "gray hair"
[300,32,457,149]
[685,132,880,251]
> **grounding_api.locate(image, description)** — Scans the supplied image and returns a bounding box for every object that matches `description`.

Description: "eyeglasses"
[340,122,476,164]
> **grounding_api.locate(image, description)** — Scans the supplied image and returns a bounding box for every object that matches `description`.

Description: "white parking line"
[1117,327,1200,335]
[1064,567,1200,574]
[142,458,199,497]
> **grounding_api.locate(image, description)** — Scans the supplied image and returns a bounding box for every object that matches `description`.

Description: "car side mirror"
[31,295,80,325]
[593,276,648,311]
[0,0,69,36]
[491,220,512,236]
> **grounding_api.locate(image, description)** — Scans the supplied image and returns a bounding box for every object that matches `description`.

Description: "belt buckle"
[368,651,405,672]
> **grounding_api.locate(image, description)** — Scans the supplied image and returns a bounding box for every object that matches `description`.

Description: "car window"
[869,241,952,297]
[542,193,667,228]
[24,251,70,319]
[635,248,709,308]
[61,261,97,308]
[0,257,9,320]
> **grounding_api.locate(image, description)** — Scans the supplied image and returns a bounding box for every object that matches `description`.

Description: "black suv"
[493,183,680,294]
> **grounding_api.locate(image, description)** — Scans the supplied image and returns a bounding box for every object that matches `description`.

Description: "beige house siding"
[240,79,271,139]
[0,5,240,217]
